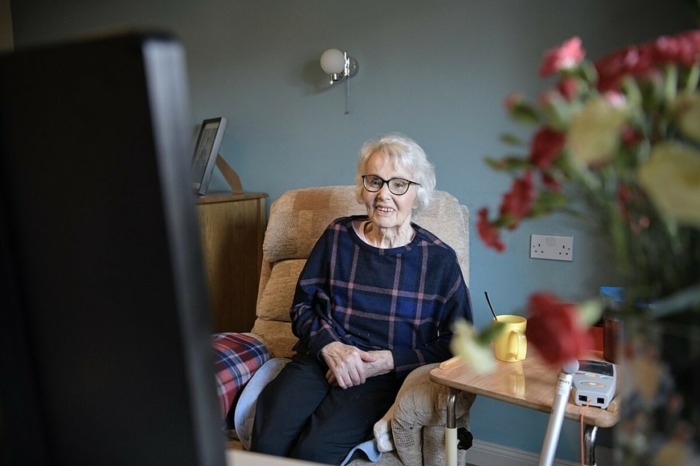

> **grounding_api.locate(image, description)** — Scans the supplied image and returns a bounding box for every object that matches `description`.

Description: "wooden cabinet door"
[196,193,267,332]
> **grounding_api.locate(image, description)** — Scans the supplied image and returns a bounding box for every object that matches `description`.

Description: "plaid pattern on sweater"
[291,216,473,374]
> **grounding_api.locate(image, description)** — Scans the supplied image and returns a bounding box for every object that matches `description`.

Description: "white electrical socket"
[530,234,574,261]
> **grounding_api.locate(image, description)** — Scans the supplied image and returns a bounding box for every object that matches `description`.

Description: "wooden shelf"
[196,191,267,205]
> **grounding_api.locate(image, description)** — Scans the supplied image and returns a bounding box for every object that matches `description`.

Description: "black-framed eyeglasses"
[362,175,420,196]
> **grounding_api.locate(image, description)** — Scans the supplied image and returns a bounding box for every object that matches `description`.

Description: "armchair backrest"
[251,185,470,358]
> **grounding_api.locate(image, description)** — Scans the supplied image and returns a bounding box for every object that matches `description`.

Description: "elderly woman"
[251,133,473,464]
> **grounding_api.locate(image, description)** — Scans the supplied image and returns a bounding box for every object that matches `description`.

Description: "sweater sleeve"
[289,229,343,360]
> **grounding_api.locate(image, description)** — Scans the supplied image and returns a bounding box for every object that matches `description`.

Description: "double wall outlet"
[530,234,574,261]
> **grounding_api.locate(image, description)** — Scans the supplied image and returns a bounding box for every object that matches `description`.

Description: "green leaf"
[510,102,540,124]
[541,93,574,130]
[663,64,679,105]
[484,156,531,172]
[537,190,569,207]
[476,321,505,345]
[499,133,523,146]
[526,190,570,218]
[622,77,643,109]
[578,60,598,87]
[684,63,699,92]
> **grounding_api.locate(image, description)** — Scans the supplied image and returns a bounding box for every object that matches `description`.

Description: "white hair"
[355,133,435,212]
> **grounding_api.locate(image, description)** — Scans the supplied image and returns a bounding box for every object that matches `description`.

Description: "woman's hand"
[321,342,376,389]
[321,343,395,388]
[362,349,394,378]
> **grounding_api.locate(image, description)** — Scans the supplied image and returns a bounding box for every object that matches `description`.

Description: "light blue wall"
[11,0,694,461]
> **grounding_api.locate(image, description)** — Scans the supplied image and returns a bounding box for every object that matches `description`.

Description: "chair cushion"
[263,186,366,263]
[211,332,270,419]
[250,318,298,359]
[413,192,470,284]
[256,259,305,322]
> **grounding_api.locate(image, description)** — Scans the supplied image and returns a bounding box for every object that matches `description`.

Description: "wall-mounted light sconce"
[320,48,358,114]
[320,48,358,84]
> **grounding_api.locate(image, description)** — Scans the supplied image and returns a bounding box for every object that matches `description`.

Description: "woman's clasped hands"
[321,341,393,389]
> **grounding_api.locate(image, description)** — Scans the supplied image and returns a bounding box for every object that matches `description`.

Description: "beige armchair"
[237,185,475,466]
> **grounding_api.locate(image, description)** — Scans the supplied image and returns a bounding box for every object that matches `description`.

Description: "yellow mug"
[493,315,527,362]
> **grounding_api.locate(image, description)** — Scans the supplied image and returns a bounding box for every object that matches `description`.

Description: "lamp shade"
[320,48,345,74]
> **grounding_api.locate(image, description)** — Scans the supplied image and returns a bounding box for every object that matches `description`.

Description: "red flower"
[653,30,700,66]
[616,185,650,234]
[477,208,505,252]
[499,171,536,227]
[529,127,565,169]
[620,125,643,148]
[525,292,592,366]
[557,77,579,101]
[541,172,561,191]
[595,45,656,92]
[539,37,585,77]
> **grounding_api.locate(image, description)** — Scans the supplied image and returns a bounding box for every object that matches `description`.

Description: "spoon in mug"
[484,291,498,321]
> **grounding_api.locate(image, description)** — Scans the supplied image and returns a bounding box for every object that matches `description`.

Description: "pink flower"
[539,37,585,77]
[525,292,593,366]
[529,127,566,169]
[477,208,505,252]
[603,90,626,108]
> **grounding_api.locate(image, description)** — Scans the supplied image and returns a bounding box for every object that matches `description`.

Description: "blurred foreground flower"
[475,30,700,464]
[637,141,700,228]
[478,30,700,306]
[524,292,601,366]
[450,319,504,374]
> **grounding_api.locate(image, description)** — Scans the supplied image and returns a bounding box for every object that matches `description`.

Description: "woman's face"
[361,151,418,231]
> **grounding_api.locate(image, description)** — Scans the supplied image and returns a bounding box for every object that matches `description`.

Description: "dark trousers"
[250,353,402,465]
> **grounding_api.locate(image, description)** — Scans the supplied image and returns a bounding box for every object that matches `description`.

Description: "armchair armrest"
[380,363,475,466]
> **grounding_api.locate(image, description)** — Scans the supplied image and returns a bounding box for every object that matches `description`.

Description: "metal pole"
[583,424,599,466]
[538,360,579,466]
[446,388,458,466]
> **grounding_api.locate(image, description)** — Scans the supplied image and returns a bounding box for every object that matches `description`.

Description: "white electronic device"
[572,360,616,409]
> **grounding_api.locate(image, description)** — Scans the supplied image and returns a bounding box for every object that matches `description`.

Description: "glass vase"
[613,310,700,465]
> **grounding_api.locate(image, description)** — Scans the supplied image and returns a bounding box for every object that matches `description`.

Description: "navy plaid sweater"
[291,216,473,375]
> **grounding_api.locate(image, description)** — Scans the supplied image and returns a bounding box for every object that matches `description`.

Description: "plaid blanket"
[212,333,270,419]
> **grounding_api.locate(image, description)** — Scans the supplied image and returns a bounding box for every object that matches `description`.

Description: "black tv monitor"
[0,33,226,466]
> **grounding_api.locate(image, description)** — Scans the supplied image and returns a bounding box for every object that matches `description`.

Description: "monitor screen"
[0,33,226,466]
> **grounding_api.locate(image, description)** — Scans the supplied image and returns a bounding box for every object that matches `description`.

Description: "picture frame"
[191,117,227,195]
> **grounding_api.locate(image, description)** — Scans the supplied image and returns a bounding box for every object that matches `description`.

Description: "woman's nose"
[377,183,392,198]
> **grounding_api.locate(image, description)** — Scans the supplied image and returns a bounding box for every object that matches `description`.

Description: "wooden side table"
[430,352,619,466]
[196,192,267,333]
